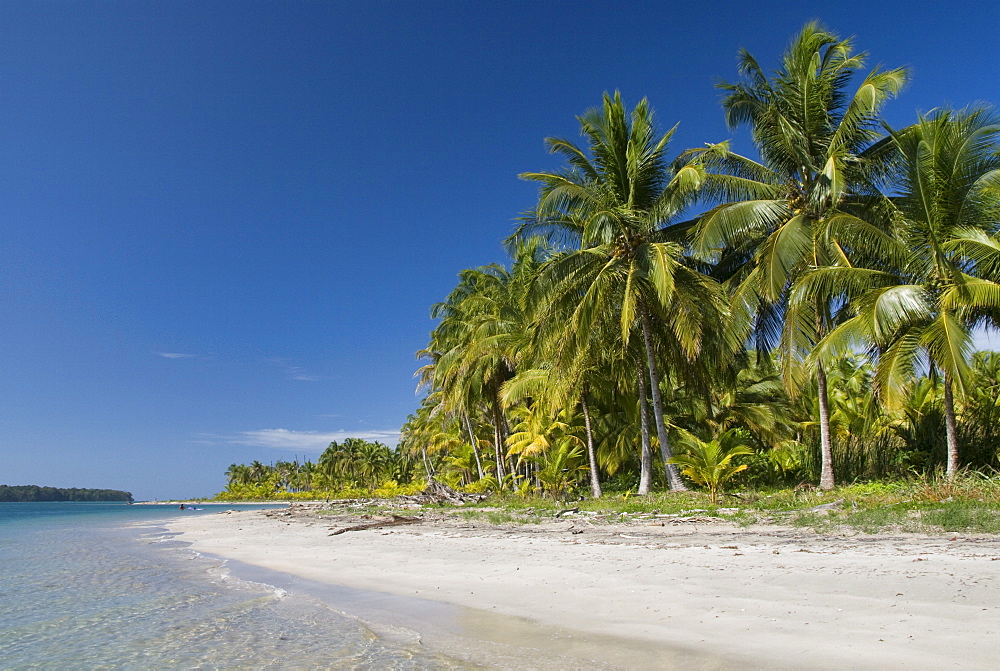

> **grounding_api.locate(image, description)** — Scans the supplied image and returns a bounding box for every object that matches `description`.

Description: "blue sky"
[2,1,997,500]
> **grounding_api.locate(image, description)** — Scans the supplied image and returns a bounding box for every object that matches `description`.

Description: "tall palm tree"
[805,107,1000,477]
[513,91,727,491]
[225,463,252,487]
[356,441,391,490]
[691,22,908,489]
[399,400,449,479]
[418,243,542,485]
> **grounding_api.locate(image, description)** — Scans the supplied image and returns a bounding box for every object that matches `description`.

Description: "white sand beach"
[168,505,1000,669]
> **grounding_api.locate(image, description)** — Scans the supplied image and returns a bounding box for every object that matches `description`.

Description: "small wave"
[208,564,287,600]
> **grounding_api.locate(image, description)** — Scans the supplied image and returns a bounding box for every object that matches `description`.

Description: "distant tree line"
[0,485,134,502]
[220,438,417,499]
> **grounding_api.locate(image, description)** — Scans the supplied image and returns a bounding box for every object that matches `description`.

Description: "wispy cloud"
[263,357,325,381]
[231,428,401,452]
[155,351,197,359]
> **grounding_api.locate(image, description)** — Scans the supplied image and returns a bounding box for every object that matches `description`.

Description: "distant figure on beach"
[179,504,185,510]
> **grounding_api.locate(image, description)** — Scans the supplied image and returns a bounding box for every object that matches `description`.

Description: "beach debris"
[809,499,844,511]
[555,507,580,518]
[328,515,421,536]
[783,499,844,514]
[396,479,488,505]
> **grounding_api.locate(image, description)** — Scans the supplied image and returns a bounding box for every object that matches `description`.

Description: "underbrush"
[445,472,1000,534]
[219,471,1000,535]
[774,473,1000,533]
[789,502,1000,534]
[214,480,427,502]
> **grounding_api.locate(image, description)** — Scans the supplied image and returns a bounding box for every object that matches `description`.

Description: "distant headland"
[0,485,133,502]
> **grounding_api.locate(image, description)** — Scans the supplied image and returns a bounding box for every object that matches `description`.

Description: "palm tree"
[501,309,656,498]
[502,365,607,497]
[535,442,589,500]
[418,244,542,485]
[225,463,252,487]
[669,429,755,504]
[513,91,728,491]
[806,107,1000,478]
[356,441,391,490]
[442,442,481,487]
[682,351,794,451]
[691,22,908,489]
[248,460,268,486]
[385,449,416,485]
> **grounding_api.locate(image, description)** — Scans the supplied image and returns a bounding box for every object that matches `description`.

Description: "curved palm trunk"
[421,447,433,478]
[492,399,509,483]
[816,364,835,490]
[492,422,506,482]
[580,385,603,498]
[944,372,960,479]
[500,411,513,476]
[636,358,653,495]
[639,303,687,491]
[463,412,485,480]
[814,297,835,490]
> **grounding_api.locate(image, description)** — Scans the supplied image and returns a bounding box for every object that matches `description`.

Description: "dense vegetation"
[401,23,1000,499]
[221,23,1000,505]
[219,438,419,500]
[0,485,133,502]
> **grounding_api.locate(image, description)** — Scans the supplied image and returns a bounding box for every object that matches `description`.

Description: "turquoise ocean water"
[0,502,460,669]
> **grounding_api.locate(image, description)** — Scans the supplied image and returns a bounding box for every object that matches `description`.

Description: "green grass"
[788,500,1000,534]
[919,504,1000,532]
[305,472,1000,535]
[456,507,547,525]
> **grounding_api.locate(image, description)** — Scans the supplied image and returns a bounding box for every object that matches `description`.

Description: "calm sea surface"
[0,502,461,669]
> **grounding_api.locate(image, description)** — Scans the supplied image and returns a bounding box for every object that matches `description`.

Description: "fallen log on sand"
[328,515,421,536]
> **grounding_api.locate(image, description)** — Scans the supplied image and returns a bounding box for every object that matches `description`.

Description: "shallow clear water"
[0,502,459,669]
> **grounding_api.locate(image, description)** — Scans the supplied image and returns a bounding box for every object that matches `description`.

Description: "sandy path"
[167,508,1000,669]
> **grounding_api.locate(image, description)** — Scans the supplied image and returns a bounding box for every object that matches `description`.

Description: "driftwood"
[395,479,488,505]
[803,499,845,512]
[555,507,580,518]
[328,515,421,536]
[783,499,847,515]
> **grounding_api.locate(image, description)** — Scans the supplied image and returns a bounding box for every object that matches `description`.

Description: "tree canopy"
[221,23,1000,502]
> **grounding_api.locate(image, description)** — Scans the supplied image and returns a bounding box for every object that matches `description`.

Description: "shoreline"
[167,505,1000,668]
[205,552,724,668]
[132,500,293,505]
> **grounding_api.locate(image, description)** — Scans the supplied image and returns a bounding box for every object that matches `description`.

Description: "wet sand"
[168,504,1000,669]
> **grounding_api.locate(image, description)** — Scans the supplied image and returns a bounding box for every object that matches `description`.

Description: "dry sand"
[167,504,1000,669]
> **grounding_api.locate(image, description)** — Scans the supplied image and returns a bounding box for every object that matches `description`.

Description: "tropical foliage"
[219,439,419,500]
[668,430,755,504]
[221,23,1000,503]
